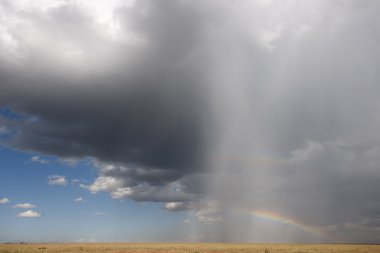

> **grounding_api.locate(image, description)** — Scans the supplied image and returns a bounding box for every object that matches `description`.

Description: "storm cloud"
[1,0,380,243]
[0,0,213,203]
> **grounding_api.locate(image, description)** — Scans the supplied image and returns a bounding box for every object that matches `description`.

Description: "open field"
[0,243,379,253]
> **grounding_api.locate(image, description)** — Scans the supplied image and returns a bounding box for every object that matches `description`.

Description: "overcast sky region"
[1,0,380,243]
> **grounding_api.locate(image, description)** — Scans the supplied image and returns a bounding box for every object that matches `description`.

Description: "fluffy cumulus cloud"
[17,210,42,218]
[0,0,380,243]
[48,175,68,186]
[81,161,204,203]
[13,203,36,209]
[0,198,10,204]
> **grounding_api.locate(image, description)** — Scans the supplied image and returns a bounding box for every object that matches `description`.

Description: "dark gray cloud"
[0,0,212,203]
[1,0,380,243]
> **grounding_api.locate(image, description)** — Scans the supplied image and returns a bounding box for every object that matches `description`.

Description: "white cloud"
[48,175,67,186]
[59,157,78,166]
[83,161,199,203]
[75,197,85,203]
[0,198,10,204]
[165,202,190,212]
[94,211,106,215]
[84,176,123,193]
[71,179,80,184]
[17,210,42,218]
[13,203,36,209]
[30,156,50,164]
[110,187,134,199]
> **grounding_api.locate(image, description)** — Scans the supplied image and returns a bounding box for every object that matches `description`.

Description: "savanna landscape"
[1,243,380,253]
[1,0,380,250]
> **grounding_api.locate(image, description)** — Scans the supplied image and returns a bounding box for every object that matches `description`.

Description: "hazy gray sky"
[0,0,380,243]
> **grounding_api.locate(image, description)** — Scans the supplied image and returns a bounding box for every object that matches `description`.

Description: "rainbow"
[250,210,327,238]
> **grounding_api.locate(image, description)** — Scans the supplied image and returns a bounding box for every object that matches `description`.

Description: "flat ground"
[0,243,379,253]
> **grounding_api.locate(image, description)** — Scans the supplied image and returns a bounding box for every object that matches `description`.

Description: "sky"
[0,0,380,243]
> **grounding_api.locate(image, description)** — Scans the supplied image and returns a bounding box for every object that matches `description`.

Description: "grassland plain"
[0,243,380,253]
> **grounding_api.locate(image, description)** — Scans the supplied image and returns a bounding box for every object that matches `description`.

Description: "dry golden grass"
[0,243,379,253]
